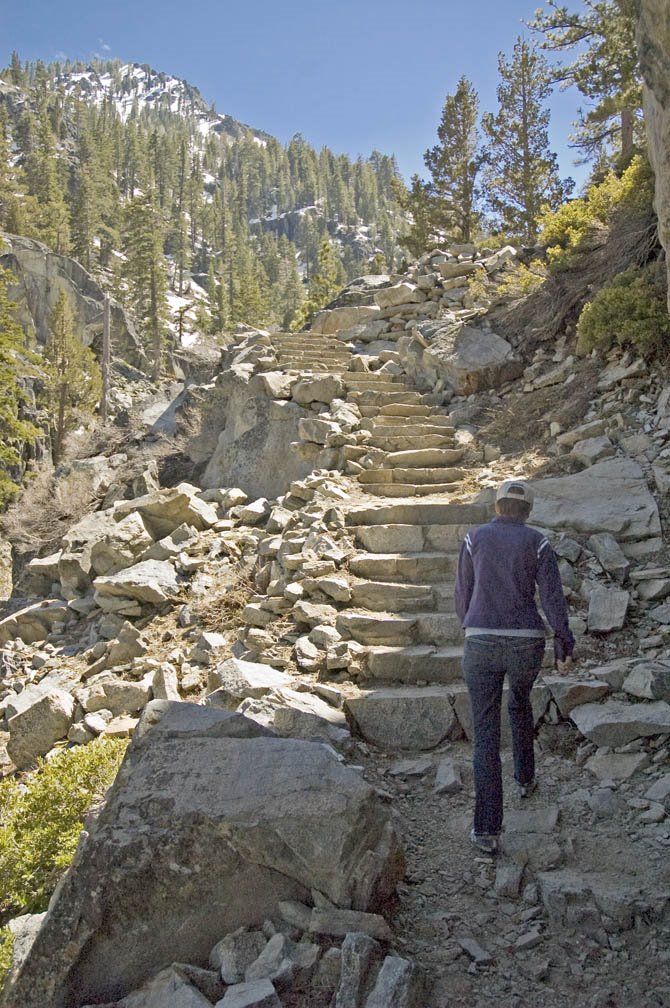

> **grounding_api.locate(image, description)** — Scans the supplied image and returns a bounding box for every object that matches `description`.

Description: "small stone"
[457,936,493,965]
[494,862,524,898]
[515,929,543,951]
[210,928,267,984]
[433,758,463,795]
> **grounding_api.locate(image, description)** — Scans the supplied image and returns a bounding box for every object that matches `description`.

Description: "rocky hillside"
[1,242,670,1008]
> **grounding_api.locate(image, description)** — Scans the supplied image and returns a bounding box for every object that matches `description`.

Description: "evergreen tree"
[43,290,101,464]
[22,100,70,252]
[0,109,39,236]
[480,38,573,242]
[122,187,168,380]
[0,267,39,505]
[171,137,191,293]
[529,0,641,165]
[275,236,305,329]
[423,76,481,242]
[291,239,344,330]
[392,175,438,258]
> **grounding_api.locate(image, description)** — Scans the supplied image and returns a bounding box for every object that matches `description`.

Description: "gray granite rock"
[344,688,459,751]
[571,699,670,746]
[4,703,403,1008]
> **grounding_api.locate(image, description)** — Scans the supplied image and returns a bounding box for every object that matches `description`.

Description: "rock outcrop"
[637,0,670,310]
[2,702,403,1007]
[0,232,143,365]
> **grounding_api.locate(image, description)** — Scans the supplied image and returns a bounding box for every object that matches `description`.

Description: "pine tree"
[43,290,101,464]
[22,100,70,252]
[528,0,641,165]
[0,267,39,505]
[291,239,344,330]
[170,137,191,293]
[423,77,481,242]
[480,38,573,243]
[392,175,438,258]
[122,187,168,380]
[0,109,39,237]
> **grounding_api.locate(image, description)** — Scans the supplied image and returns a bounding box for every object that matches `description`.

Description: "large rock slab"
[622,660,670,701]
[116,965,214,1007]
[0,600,70,646]
[291,374,344,405]
[530,459,661,545]
[93,560,180,610]
[570,699,670,746]
[587,586,630,632]
[6,688,75,769]
[114,484,218,539]
[193,369,314,499]
[76,672,153,716]
[206,658,292,705]
[543,676,610,717]
[89,512,155,577]
[3,702,403,1008]
[411,321,523,394]
[58,509,121,596]
[344,687,459,751]
[311,306,381,335]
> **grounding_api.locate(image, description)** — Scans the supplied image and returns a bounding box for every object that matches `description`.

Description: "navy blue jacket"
[454,516,575,661]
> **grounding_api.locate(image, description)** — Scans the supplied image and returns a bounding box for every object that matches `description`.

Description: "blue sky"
[1,0,590,190]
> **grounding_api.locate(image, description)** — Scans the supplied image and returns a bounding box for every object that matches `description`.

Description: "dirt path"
[354,729,670,1008]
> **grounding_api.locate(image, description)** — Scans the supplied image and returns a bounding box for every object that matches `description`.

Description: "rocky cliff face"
[0,233,143,366]
[637,0,670,309]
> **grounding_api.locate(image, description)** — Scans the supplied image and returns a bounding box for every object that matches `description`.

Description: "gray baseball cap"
[495,479,534,506]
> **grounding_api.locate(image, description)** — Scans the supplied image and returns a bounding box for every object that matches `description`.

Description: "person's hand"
[556,656,574,676]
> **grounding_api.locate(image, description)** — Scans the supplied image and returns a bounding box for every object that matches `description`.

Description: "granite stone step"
[360,481,463,497]
[364,434,459,451]
[338,610,462,646]
[359,467,467,485]
[366,415,455,429]
[377,403,435,417]
[382,448,466,468]
[350,579,439,612]
[362,645,464,684]
[353,523,470,553]
[345,502,490,527]
[349,551,457,582]
[362,423,456,439]
[347,389,435,404]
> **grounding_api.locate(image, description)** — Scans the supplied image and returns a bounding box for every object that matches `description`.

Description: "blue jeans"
[462,635,545,836]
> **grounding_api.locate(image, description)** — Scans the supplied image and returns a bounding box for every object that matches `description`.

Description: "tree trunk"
[54,381,67,463]
[620,107,634,163]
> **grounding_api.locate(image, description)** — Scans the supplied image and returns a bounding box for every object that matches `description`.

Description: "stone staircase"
[262,329,489,687]
[270,332,353,374]
[342,500,489,685]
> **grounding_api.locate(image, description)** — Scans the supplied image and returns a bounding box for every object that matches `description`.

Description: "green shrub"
[495,259,547,299]
[467,258,546,303]
[0,738,128,925]
[576,262,670,357]
[0,927,14,987]
[539,156,654,271]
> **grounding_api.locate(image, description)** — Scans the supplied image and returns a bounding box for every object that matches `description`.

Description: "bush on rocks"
[576,261,670,358]
[0,738,127,924]
[539,156,654,271]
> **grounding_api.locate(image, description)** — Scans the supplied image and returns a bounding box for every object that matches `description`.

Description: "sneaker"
[469,828,498,854]
[517,778,537,798]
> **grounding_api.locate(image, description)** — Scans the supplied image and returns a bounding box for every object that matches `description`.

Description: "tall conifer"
[480,38,573,242]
